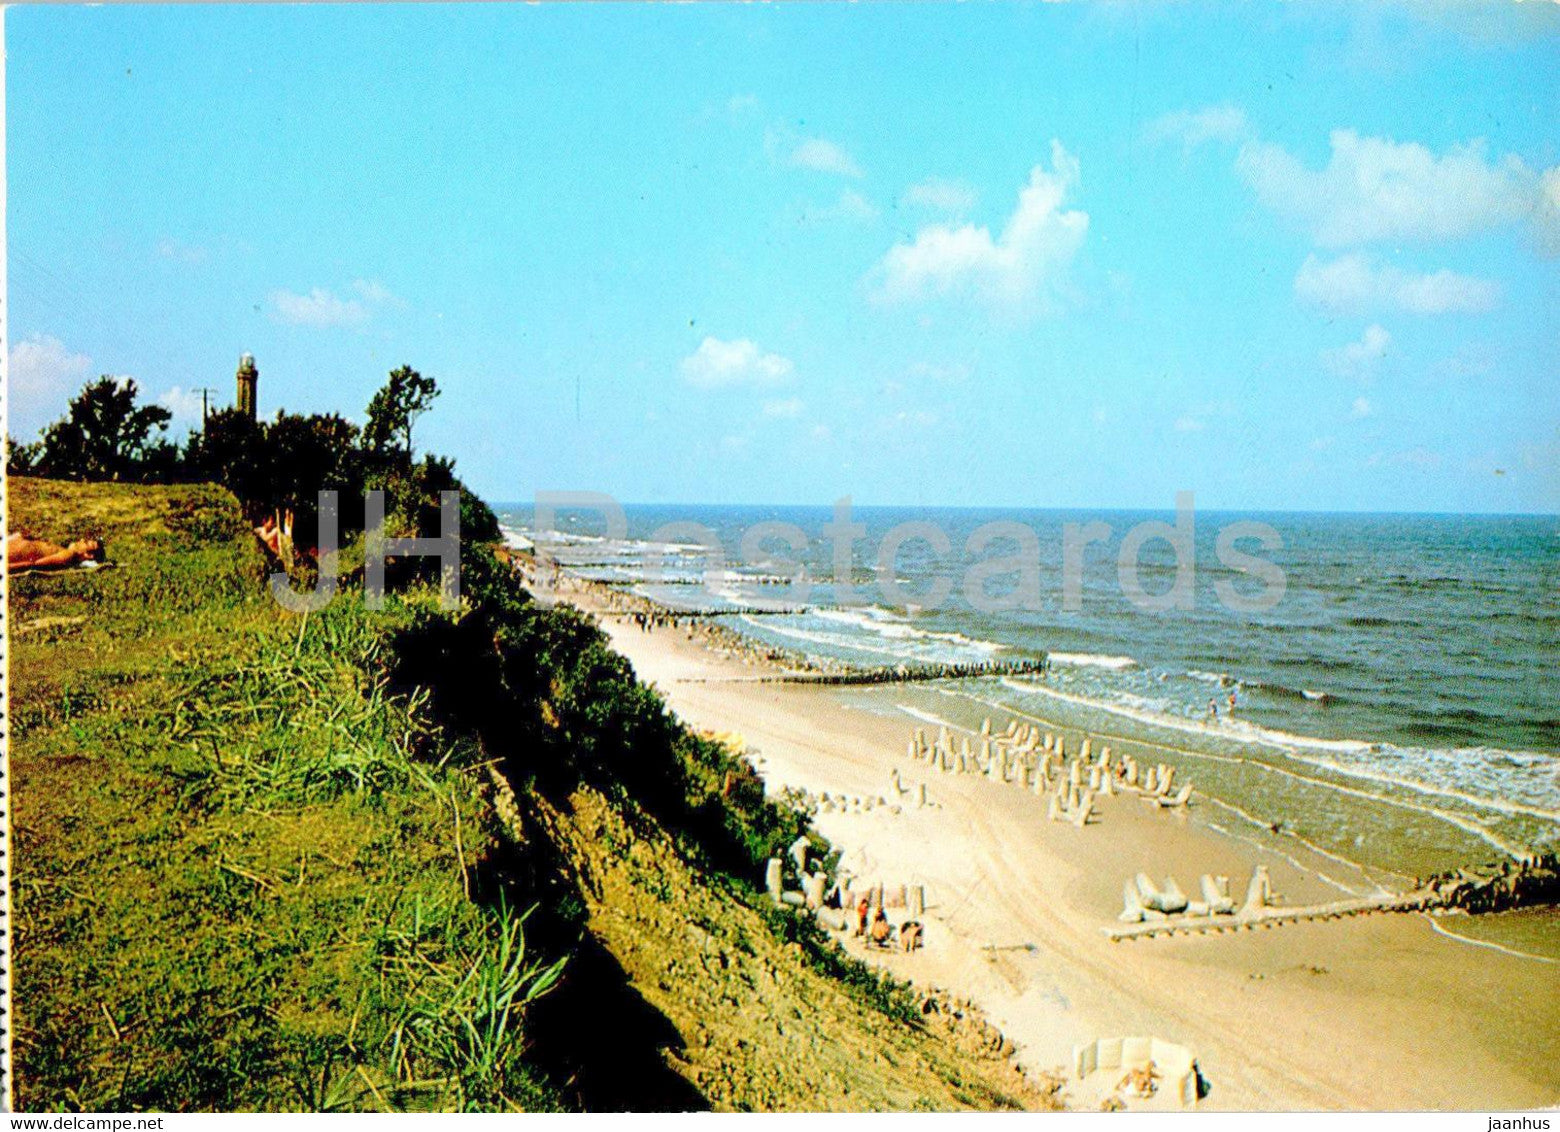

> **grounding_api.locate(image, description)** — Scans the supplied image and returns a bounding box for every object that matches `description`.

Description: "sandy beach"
[563,581,1560,1112]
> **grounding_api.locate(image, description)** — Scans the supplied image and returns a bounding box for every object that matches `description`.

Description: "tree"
[35,376,172,481]
[185,409,268,511]
[363,365,439,466]
[6,435,43,476]
[264,411,365,544]
[265,411,362,510]
[416,453,501,543]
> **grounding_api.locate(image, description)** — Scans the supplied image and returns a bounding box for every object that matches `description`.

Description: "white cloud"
[352,278,404,306]
[901,177,979,214]
[158,386,208,430]
[1146,105,1251,149]
[10,334,91,403]
[681,337,794,389]
[1351,397,1374,419]
[835,190,879,221]
[1538,167,1560,257]
[270,287,370,328]
[789,137,863,179]
[804,189,879,224]
[1322,323,1392,378]
[9,334,94,436]
[1295,253,1498,315]
[872,140,1089,312]
[1237,129,1547,247]
[1173,416,1207,433]
[810,423,832,442]
[762,397,805,419]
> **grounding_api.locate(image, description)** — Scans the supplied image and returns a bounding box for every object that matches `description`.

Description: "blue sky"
[8,2,1558,512]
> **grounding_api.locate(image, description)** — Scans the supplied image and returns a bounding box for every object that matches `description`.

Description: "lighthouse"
[235,353,259,420]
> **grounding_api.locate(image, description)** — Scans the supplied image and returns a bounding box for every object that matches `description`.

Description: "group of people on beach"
[1208,691,1238,719]
[627,610,683,633]
[852,897,923,953]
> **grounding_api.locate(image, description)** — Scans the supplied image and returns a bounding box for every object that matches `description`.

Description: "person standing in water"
[1208,699,1219,719]
[1227,690,1238,717]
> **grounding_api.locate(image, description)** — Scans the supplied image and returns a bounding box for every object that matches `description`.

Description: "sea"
[497,502,1560,958]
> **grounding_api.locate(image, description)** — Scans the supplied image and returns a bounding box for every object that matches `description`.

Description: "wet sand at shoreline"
[561,578,1559,1110]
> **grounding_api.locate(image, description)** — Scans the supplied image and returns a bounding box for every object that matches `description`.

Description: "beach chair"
[1154,783,1193,809]
[1072,790,1096,827]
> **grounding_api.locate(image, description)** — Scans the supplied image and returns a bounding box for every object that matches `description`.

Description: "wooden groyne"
[1420,852,1560,914]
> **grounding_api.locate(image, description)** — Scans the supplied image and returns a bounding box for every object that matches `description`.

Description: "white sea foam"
[739,617,909,660]
[894,704,964,731]
[1049,651,1138,671]
[998,677,1377,757]
[498,525,534,551]
[814,607,1006,652]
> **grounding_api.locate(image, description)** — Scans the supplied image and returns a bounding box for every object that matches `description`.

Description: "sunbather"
[7,531,105,573]
[255,510,292,561]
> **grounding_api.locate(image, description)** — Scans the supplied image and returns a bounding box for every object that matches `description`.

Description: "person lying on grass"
[7,531,106,573]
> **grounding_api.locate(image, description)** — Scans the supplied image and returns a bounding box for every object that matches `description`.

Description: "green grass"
[9,479,565,1112]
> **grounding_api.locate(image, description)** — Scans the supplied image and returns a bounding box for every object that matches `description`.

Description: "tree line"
[6,364,499,549]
